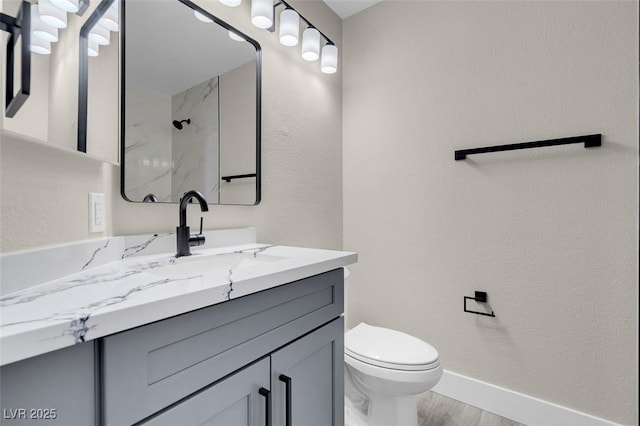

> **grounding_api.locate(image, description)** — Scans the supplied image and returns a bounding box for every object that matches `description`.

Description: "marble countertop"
[0,236,356,366]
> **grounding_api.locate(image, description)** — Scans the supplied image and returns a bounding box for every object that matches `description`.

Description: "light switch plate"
[89,192,106,233]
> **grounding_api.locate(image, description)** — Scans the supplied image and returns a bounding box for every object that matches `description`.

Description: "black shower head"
[172,119,191,130]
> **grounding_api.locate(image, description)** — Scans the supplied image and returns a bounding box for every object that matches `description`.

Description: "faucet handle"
[188,217,206,249]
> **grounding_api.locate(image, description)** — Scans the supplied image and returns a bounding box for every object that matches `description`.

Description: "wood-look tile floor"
[417,392,525,426]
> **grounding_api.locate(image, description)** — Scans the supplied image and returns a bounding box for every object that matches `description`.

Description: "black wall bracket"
[464,291,495,317]
[1,1,30,118]
[454,134,601,161]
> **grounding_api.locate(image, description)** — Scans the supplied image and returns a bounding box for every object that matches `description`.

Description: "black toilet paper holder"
[464,291,495,317]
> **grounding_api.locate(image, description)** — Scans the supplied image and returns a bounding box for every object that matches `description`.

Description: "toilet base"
[368,393,418,426]
[345,394,418,426]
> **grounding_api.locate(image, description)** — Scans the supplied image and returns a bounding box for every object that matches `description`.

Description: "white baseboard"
[431,369,620,426]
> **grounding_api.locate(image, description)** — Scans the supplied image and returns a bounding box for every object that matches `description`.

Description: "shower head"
[172,119,191,130]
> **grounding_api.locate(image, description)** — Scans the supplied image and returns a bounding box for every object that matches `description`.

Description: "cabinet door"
[271,318,344,426]
[0,342,95,426]
[141,357,270,426]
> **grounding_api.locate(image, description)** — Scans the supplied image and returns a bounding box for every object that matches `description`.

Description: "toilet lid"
[345,323,439,371]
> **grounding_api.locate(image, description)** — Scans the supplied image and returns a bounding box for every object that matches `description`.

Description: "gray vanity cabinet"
[141,357,271,426]
[272,317,344,426]
[103,268,344,425]
[0,268,344,426]
[142,318,344,426]
[0,341,96,426]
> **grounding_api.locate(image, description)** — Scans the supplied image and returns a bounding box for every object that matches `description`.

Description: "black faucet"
[176,190,209,257]
[142,193,158,202]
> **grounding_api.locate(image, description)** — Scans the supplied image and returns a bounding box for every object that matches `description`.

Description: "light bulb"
[31,5,58,43]
[89,24,110,45]
[229,31,244,41]
[194,10,213,23]
[31,37,51,55]
[50,0,79,13]
[98,5,119,31]
[88,40,99,57]
[321,44,338,74]
[38,0,67,29]
[301,28,320,61]
[219,0,241,6]
[279,9,299,46]
[251,0,272,29]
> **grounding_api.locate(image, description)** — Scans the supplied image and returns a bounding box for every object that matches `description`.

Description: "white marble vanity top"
[0,229,357,366]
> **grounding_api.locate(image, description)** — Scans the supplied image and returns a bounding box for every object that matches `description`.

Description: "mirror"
[1,0,119,163]
[119,0,261,205]
[78,0,119,162]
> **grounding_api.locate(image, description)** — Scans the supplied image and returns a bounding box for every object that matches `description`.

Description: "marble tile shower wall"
[171,77,220,203]
[123,85,173,201]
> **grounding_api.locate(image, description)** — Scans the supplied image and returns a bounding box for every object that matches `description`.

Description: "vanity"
[1,0,348,423]
[0,229,357,425]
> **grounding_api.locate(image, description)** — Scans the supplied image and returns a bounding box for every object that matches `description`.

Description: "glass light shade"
[38,0,67,29]
[30,37,51,55]
[301,28,320,61]
[89,24,110,45]
[31,5,58,43]
[98,6,119,31]
[50,0,79,13]
[279,9,299,46]
[194,10,213,23]
[88,40,99,57]
[251,0,272,29]
[321,44,338,74]
[229,31,244,41]
[220,0,241,7]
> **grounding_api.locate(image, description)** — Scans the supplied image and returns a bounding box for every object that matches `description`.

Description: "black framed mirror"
[78,0,261,205]
[78,0,118,158]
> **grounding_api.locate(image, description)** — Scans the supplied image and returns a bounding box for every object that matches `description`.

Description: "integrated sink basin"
[147,251,289,280]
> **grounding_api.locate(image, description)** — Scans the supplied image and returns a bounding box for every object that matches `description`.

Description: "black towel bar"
[221,173,257,182]
[454,134,601,161]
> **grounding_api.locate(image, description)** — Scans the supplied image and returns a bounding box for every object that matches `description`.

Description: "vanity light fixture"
[275,0,338,73]
[219,0,242,7]
[87,39,99,56]
[229,30,245,41]
[202,0,337,74]
[301,27,320,61]
[31,5,58,43]
[320,43,337,74]
[194,10,214,23]
[38,0,67,28]
[89,22,110,45]
[98,4,119,31]
[30,35,51,54]
[279,8,299,46]
[251,0,273,29]
[50,0,79,14]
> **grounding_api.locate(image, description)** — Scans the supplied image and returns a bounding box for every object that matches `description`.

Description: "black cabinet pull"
[279,374,292,426]
[259,387,271,426]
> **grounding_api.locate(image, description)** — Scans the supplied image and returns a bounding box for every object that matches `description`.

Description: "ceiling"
[322,0,383,19]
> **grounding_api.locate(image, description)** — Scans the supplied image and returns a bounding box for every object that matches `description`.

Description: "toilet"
[343,269,443,426]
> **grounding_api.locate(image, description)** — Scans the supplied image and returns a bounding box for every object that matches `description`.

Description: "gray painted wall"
[343,2,638,424]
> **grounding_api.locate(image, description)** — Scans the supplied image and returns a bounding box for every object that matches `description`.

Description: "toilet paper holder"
[463,291,495,317]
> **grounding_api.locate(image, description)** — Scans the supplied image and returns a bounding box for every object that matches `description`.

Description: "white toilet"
[343,269,443,426]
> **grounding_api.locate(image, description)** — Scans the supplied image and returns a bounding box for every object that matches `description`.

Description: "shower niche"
[118,0,261,205]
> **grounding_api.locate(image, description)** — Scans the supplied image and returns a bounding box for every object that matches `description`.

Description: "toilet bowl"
[344,322,442,426]
[343,269,442,426]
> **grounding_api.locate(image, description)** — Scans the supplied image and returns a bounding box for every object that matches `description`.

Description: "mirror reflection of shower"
[172,119,191,130]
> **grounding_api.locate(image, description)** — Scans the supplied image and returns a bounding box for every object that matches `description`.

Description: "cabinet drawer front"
[140,357,270,426]
[102,268,343,426]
